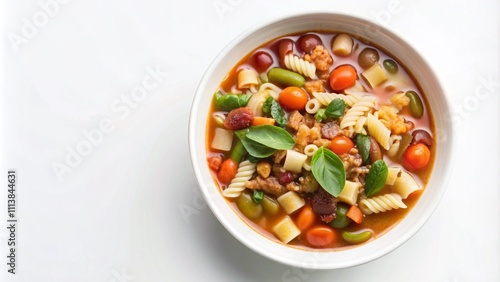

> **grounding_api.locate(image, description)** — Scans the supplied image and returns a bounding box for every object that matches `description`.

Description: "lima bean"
[405,90,424,118]
[236,191,263,219]
[342,230,373,244]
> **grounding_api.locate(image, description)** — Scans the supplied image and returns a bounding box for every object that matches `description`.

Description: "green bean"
[230,139,246,163]
[236,191,263,219]
[268,68,305,87]
[383,59,398,74]
[262,195,280,216]
[342,230,372,244]
[329,203,352,229]
[405,90,424,118]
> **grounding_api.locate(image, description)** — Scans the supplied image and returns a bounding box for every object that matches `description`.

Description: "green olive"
[342,230,373,244]
[262,195,280,216]
[236,191,263,219]
[405,90,424,118]
[383,59,398,74]
[358,48,380,69]
[329,203,352,229]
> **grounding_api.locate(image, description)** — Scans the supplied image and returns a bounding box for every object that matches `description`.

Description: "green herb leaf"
[246,125,295,150]
[325,98,346,118]
[252,190,264,204]
[235,130,276,158]
[214,91,251,111]
[311,147,346,197]
[314,108,327,122]
[262,96,286,127]
[356,134,371,165]
[364,159,388,197]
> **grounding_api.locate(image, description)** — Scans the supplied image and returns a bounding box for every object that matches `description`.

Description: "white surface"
[1,0,498,281]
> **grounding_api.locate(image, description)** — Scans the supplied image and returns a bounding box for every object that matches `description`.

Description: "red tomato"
[329,136,354,155]
[278,86,308,110]
[306,226,337,247]
[329,65,357,91]
[403,143,431,171]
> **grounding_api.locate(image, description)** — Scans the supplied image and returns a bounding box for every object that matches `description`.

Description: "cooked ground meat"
[294,124,310,152]
[304,80,325,95]
[303,113,316,128]
[313,138,331,148]
[287,110,303,131]
[245,176,287,196]
[304,45,333,72]
[298,171,319,193]
[273,150,287,164]
[311,188,338,223]
[340,148,367,183]
[321,122,340,139]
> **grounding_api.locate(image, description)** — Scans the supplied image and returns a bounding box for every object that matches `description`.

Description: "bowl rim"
[189,10,455,269]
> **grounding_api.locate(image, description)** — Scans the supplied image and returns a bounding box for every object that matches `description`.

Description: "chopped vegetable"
[329,65,357,91]
[262,195,280,215]
[330,203,352,228]
[252,190,264,204]
[229,139,246,163]
[342,230,372,244]
[346,205,363,224]
[314,108,327,122]
[296,205,315,231]
[306,226,337,247]
[262,96,287,127]
[236,190,263,219]
[251,116,275,126]
[405,90,424,118]
[278,86,308,111]
[383,59,398,74]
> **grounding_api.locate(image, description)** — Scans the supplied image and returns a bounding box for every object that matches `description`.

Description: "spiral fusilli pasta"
[222,160,256,198]
[340,95,376,129]
[386,135,402,157]
[359,193,407,215]
[258,83,281,99]
[367,113,391,150]
[284,54,317,79]
[312,92,362,107]
[354,116,368,135]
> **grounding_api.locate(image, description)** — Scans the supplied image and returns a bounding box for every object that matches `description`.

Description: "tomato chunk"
[329,65,357,91]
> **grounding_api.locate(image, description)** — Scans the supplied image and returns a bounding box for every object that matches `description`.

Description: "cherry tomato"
[278,86,308,111]
[403,143,431,171]
[217,159,238,184]
[329,65,357,91]
[329,136,354,155]
[253,51,273,72]
[306,226,337,247]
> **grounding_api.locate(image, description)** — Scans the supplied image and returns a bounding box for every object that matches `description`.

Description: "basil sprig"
[235,125,295,158]
[214,91,251,111]
[311,147,346,197]
[364,160,388,197]
[262,96,286,127]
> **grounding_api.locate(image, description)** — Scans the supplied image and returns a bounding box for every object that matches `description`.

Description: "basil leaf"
[235,130,276,158]
[262,97,286,127]
[214,91,251,111]
[325,98,346,118]
[356,134,371,165]
[252,190,264,204]
[311,147,346,197]
[364,159,388,197]
[314,108,327,122]
[246,125,295,150]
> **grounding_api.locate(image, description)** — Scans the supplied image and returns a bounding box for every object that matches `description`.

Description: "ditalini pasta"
[206,31,435,250]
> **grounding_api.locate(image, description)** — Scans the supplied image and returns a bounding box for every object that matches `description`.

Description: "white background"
[1,0,499,281]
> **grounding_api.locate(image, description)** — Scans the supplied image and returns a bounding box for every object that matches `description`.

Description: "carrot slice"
[346,205,363,224]
[306,226,337,247]
[251,117,275,126]
[296,205,315,231]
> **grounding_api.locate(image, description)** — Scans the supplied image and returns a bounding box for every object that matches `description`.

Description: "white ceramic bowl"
[189,12,454,269]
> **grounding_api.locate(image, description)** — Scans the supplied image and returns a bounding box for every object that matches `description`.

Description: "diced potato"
[362,63,388,88]
[272,216,301,244]
[283,150,307,173]
[338,181,361,205]
[211,128,233,151]
[277,191,305,214]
